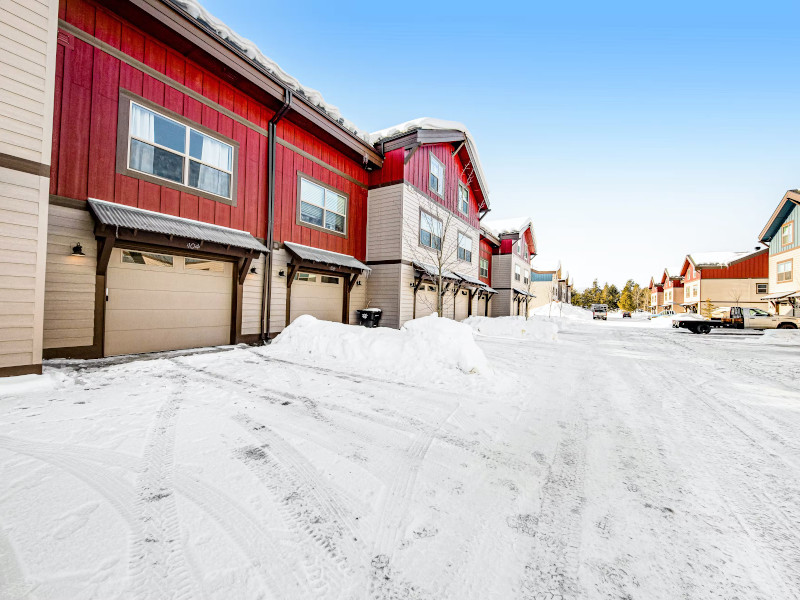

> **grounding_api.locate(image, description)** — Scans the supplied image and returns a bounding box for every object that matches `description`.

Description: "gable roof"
[661,266,683,284]
[370,118,491,210]
[681,248,768,274]
[482,217,538,257]
[759,190,800,243]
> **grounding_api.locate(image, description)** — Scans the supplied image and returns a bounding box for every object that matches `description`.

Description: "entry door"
[289,272,344,324]
[105,248,233,356]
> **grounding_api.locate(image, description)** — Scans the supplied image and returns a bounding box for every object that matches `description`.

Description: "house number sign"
[187,242,201,250]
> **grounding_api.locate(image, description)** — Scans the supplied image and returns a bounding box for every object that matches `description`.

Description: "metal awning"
[760,291,799,301]
[284,241,370,273]
[88,198,267,254]
[412,262,459,281]
[453,271,483,287]
[481,284,497,294]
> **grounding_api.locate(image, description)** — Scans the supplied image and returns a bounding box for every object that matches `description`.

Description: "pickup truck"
[674,306,800,334]
[591,304,608,320]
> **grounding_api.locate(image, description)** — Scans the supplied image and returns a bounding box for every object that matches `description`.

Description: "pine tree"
[701,298,717,318]
[619,289,635,312]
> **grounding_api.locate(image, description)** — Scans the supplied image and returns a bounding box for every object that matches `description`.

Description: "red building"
[480,217,537,316]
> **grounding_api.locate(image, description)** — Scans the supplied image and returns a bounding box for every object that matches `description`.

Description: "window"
[121,250,173,267]
[756,283,768,294]
[321,276,340,284]
[479,258,489,278]
[781,222,794,248]
[185,257,225,272]
[458,184,469,215]
[295,272,317,282]
[122,96,235,202]
[420,211,443,250]
[298,175,348,236]
[457,233,472,262]
[515,265,521,281]
[777,260,793,282]
[524,271,529,284]
[429,153,445,197]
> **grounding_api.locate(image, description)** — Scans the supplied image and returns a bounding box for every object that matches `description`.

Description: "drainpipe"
[261,88,293,342]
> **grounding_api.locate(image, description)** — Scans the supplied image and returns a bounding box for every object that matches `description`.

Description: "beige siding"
[529,278,556,310]
[42,204,97,349]
[366,184,403,262]
[769,249,799,294]
[242,253,265,335]
[698,278,770,310]
[364,263,401,328]
[268,247,290,334]
[348,277,367,325]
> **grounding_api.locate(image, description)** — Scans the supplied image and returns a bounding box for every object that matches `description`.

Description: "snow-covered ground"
[1,315,799,599]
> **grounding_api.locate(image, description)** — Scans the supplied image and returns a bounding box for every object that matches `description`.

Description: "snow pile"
[463,316,559,341]
[481,217,533,236]
[269,314,490,377]
[753,329,800,345]
[531,302,592,321]
[0,372,63,397]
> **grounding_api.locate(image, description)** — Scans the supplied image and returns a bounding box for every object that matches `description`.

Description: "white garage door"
[105,248,233,356]
[454,290,470,321]
[289,272,343,324]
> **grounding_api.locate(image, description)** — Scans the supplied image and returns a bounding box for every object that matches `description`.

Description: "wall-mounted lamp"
[356,280,362,286]
[249,266,258,275]
[71,242,85,256]
[278,269,286,277]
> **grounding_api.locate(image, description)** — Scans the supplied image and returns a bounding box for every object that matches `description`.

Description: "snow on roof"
[172,0,370,143]
[687,250,762,269]
[481,217,532,237]
[530,257,561,273]
[664,266,682,279]
[370,118,491,207]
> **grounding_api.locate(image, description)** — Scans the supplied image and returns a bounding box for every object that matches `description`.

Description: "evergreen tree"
[619,289,636,311]
[701,298,717,318]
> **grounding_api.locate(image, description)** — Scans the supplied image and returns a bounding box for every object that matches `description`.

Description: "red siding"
[53,0,368,257]
[479,238,493,284]
[699,251,769,280]
[403,143,481,229]
[499,239,513,254]
[368,148,403,188]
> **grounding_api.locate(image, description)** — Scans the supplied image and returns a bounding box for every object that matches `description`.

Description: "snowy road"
[1,320,799,599]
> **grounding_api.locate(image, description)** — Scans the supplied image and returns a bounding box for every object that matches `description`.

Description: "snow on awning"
[760,291,797,300]
[284,241,370,273]
[453,272,483,287]
[412,262,459,281]
[87,198,267,253]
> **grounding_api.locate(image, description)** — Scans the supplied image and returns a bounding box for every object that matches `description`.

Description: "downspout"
[261,88,293,342]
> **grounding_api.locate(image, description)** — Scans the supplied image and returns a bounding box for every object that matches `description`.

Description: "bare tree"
[402,194,463,318]
[730,288,743,307]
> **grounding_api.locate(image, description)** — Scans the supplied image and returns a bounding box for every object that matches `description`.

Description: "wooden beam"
[96,234,116,276]
[348,273,359,292]
[238,256,253,285]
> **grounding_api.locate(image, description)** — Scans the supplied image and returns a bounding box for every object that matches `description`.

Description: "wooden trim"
[418,207,443,251]
[276,137,367,190]
[295,172,349,239]
[238,257,254,285]
[364,259,413,266]
[49,195,88,210]
[0,153,50,177]
[116,89,240,207]
[0,363,43,378]
[58,21,272,138]
[43,345,101,360]
[368,180,405,191]
[780,220,795,250]
[428,151,445,199]
[404,144,420,165]
[232,264,243,344]
[99,227,258,260]
[94,274,106,357]
[777,258,794,283]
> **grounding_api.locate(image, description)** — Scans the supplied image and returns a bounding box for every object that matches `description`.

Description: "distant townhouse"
[649,277,664,314]
[528,259,570,309]
[679,250,769,313]
[758,190,800,315]
[661,268,685,313]
[480,218,537,316]
[477,227,499,316]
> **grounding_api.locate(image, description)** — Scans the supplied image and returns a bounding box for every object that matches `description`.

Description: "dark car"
[622,311,631,318]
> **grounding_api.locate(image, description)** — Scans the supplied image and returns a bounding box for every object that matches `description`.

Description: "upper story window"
[429,153,445,197]
[515,265,521,281]
[117,91,238,205]
[781,222,794,248]
[457,233,472,262]
[777,259,793,282]
[479,257,489,278]
[420,210,443,250]
[523,271,529,284]
[298,175,348,237]
[458,184,469,215]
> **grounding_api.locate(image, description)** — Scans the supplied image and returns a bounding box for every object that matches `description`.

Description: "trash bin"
[358,308,382,328]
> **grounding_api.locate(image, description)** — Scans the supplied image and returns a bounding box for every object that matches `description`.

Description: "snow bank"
[269,314,490,377]
[531,302,592,321]
[463,316,559,341]
[753,329,800,345]
[0,372,63,397]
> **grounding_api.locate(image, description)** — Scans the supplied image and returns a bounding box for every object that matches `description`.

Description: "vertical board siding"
[769,204,799,256]
[403,143,480,229]
[479,238,493,284]
[700,252,769,280]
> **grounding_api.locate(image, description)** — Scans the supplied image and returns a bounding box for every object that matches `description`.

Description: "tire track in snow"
[232,413,363,599]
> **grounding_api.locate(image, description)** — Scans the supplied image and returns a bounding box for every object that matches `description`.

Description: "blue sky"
[200,0,800,288]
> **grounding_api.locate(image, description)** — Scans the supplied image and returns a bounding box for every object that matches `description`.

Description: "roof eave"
[759,190,800,242]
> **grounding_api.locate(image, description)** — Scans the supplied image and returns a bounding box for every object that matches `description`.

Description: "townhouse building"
[649,277,664,314]
[480,218,537,317]
[528,259,569,309]
[758,190,800,315]
[661,268,685,313]
[679,249,769,313]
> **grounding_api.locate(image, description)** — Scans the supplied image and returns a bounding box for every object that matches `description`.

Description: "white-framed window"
[429,153,445,197]
[457,232,472,262]
[781,222,794,248]
[458,184,469,215]
[777,259,793,282]
[298,176,348,236]
[479,257,489,279]
[515,264,521,281]
[420,210,443,250]
[524,271,529,284]
[127,101,234,200]
[756,283,768,294]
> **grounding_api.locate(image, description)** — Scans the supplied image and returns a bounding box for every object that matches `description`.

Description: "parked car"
[622,311,631,318]
[591,304,608,320]
[648,310,676,320]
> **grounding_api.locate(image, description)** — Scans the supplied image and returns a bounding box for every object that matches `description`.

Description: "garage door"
[289,272,343,324]
[454,290,470,321]
[105,248,232,356]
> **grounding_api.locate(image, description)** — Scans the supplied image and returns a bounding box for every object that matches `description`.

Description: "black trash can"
[358,308,382,328]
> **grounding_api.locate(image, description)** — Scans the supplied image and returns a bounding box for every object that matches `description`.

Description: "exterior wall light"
[249,266,258,275]
[356,280,362,286]
[278,269,286,277]
[72,242,85,256]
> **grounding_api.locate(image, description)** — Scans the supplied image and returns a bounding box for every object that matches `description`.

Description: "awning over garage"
[88,198,268,255]
[760,291,799,301]
[412,262,459,281]
[453,271,483,287]
[284,242,370,273]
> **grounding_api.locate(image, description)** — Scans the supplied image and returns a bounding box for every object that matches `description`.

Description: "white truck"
[591,304,608,320]
[674,306,800,334]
